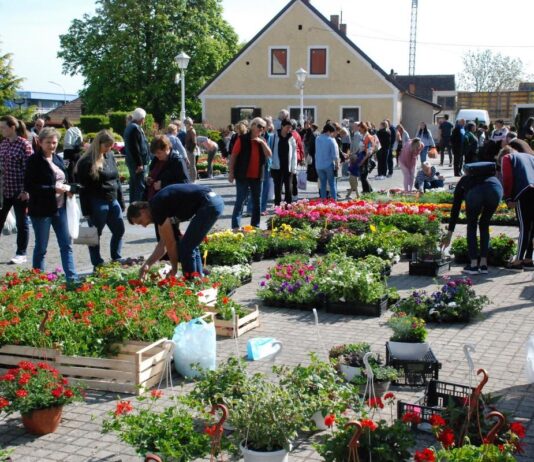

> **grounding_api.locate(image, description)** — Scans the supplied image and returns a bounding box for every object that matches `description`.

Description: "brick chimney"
[339,23,347,35]
[330,15,339,29]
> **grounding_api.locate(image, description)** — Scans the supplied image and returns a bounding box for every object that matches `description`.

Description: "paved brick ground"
[1,164,533,461]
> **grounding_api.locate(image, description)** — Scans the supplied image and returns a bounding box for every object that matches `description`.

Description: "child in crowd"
[346,151,365,199]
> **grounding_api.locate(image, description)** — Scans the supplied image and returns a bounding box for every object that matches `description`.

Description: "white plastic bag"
[297,169,307,191]
[2,209,17,235]
[172,314,216,378]
[267,177,275,201]
[526,335,534,383]
[66,196,81,239]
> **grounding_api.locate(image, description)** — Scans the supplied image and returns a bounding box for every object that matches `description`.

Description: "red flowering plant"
[420,400,527,460]
[0,266,209,357]
[102,391,213,460]
[314,392,415,462]
[0,361,84,416]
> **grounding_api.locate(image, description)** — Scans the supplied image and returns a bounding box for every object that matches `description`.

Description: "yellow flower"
[370,224,377,233]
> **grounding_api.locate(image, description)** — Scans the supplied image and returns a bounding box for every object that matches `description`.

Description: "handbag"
[297,169,307,191]
[73,225,99,246]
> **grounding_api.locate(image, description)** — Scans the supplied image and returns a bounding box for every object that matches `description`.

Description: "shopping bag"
[172,314,216,378]
[2,210,17,236]
[526,335,534,383]
[66,196,81,239]
[73,225,99,246]
[297,169,307,191]
[267,177,275,201]
[428,147,438,159]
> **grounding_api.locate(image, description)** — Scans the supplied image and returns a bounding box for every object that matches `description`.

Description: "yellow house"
[198,0,438,134]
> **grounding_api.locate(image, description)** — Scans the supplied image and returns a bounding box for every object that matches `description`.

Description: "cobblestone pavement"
[1,164,533,461]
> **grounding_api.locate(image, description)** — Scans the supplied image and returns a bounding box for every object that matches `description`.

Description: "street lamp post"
[175,52,191,123]
[295,68,308,127]
[48,81,66,105]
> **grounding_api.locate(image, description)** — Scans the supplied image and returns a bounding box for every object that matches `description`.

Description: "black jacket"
[123,122,149,167]
[75,151,125,217]
[377,128,391,151]
[146,151,189,199]
[24,151,67,217]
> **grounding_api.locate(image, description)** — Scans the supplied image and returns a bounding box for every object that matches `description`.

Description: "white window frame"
[268,46,290,78]
[339,106,361,124]
[307,46,329,78]
[288,105,318,123]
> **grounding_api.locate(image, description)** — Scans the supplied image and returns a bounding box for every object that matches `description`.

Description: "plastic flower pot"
[311,410,328,430]
[21,406,63,435]
[388,341,430,360]
[339,364,362,382]
[240,442,289,462]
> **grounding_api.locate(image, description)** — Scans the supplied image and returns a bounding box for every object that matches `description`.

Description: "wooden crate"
[0,339,173,395]
[214,306,260,338]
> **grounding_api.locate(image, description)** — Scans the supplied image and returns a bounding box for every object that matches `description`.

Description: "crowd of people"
[1,108,534,279]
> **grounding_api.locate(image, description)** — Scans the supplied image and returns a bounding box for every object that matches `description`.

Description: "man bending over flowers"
[127,183,224,279]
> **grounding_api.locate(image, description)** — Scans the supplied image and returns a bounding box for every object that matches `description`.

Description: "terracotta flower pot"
[21,406,63,435]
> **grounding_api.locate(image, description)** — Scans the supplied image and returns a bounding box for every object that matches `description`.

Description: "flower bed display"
[0,268,208,358]
[270,199,440,232]
[325,229,402,262]
[393,277,489,323]
[258,254,388,315]
[201,230,257,265]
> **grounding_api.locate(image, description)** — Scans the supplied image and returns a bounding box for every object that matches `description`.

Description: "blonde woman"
[75,130,125,269]
[24,127,78,283]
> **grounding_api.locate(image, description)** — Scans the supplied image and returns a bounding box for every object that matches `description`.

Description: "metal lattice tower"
[408,0,418,75]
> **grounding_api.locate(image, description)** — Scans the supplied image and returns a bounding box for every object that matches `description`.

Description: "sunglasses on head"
[256,124,266,130]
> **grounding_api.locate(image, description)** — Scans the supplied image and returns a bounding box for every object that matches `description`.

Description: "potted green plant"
[408,233,451,277]
[328,343,372,382]
[0,361,84,435]
[102,392,212,461]
[387,313,429,360]
[274,353,355,431]
[228,376,307,462]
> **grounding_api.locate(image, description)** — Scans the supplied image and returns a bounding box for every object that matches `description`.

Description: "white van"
[455,109,490,125]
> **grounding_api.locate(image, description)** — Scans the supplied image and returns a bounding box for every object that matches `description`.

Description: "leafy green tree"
[58,0,239,125]
[458,49,526,92]
[0,45,23,106]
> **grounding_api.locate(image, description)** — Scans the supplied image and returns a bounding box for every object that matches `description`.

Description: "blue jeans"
[232,178,261,229]
[87,197,125,267]
[126,160,146,203]
[465,180,503,261]
[180,193,224,276]
[0,196,30,255]
[420,146,429,164]
[317,168,337,199]
[31,206,78,282]
[247,164,271,214]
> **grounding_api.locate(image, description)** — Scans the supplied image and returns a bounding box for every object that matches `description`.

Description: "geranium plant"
[314,393,415,462]
[387,313,427,343]
[102,392,212,460]
[0,361,84,416]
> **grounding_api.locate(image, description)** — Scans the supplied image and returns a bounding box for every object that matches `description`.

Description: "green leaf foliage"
[58,0,240,125]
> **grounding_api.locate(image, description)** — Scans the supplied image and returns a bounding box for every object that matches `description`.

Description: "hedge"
[108,111,130,135]
[79,115,110,133]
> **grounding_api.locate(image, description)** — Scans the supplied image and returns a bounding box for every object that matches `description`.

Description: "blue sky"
[2,0,533,95]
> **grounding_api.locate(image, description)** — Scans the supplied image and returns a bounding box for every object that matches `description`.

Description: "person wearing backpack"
[62,118,83,183]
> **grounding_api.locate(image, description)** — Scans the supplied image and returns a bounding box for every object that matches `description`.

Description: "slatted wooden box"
[0,338,172,395]
[213,306,260,338]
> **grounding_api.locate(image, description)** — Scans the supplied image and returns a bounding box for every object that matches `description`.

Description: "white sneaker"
[10,255,27,265]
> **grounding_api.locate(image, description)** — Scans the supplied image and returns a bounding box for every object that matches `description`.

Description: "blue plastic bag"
[247,337,281,361]
[172,315,216,378]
